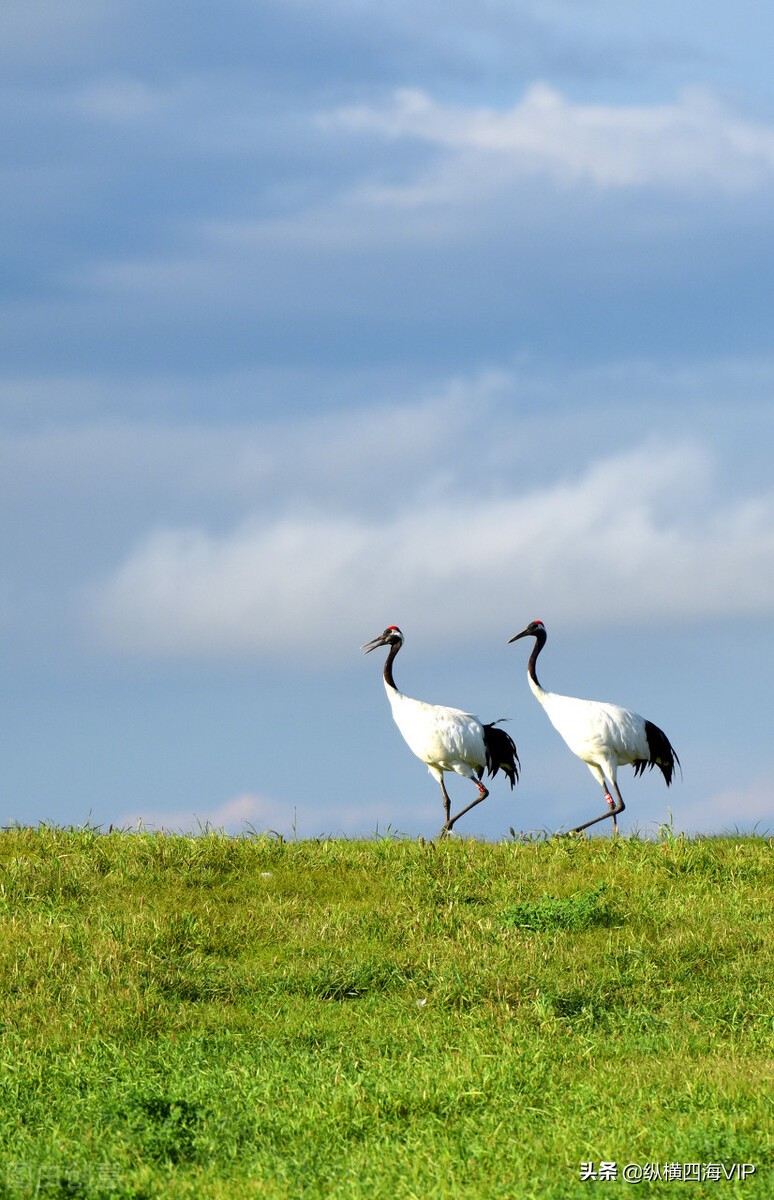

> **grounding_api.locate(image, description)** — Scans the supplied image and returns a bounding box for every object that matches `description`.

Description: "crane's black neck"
[527,627,547,691]
[383,640,400,691]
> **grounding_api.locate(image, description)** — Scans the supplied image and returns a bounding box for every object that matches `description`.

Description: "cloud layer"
[117,791,282,836]
[324,84,774,195]
[90,436,774,661]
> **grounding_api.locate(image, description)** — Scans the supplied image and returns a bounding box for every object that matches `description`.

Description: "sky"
[3,0,774,841]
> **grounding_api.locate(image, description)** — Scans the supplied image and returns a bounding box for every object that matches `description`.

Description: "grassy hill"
[0,825,771,1198]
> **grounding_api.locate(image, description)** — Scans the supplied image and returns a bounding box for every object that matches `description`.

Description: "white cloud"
[322,84,774,197]
[679,779,774,835]
[115,790,408,839]
[0,380,481,513]
[88,440,774,661]
[76,83,774,302]
[117,791,286,835]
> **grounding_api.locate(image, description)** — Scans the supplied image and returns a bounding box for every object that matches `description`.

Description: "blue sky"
[3,1,773,839]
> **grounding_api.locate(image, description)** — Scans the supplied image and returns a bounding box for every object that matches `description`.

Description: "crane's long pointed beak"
[361,636,385,654]
[508,628,530,643]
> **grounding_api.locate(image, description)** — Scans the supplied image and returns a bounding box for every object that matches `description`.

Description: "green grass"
[0,826,771,1198]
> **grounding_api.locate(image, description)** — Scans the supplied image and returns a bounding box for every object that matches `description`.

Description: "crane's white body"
[529,677,652,791]
[384,680,489,787]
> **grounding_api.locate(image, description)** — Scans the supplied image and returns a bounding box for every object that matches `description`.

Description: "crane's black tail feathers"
[483,720,520,788]
[633,720,681,786]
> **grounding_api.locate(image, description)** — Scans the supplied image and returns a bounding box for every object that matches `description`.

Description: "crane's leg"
[438,781,489,838]
[439,777,452,828]
[610,782,625,833]
[570,783,625,835]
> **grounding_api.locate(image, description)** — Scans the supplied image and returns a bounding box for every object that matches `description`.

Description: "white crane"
[362,625,519,836]
[508,620,679,834]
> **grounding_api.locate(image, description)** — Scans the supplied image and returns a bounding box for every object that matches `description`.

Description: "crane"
[362,625,519,836]
[508,620,679,834]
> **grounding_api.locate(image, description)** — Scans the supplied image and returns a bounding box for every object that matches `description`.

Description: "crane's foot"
[570,800,624,836]
[437,788,489,839]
